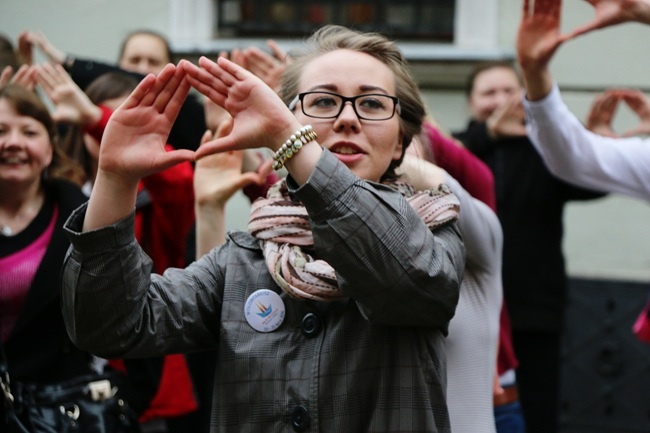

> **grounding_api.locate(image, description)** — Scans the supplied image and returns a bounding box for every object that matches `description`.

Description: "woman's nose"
[338,101,359,120]
[2,129,23,146]
[333,102,361,130]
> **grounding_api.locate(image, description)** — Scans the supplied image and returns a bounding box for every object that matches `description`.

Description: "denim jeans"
[495,401,526,433]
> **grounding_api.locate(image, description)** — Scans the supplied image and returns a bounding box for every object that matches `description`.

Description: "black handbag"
[1,343,141,433]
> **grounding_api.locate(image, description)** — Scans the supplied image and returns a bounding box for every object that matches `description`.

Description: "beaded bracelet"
[272,125,318,170]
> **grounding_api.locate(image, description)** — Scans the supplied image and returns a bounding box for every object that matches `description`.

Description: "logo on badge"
[256,302,272,318]
[244,289,285,332]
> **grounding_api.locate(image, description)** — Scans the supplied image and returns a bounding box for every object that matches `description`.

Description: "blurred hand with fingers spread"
[518,0,650,102]
[19,30,67,65]
[585,88,650,138]
[242,40,290,93]
[195,121,269,210]
[486,93,527,139]
[36,63,102,125]
[569,0,650,39]
[0,66,12,87]
[194,121,271,254]
[17,31,34,65]
[517,0,572,101]
[585,89,621,137]
[0,64,37,90]
[618,89,650,137]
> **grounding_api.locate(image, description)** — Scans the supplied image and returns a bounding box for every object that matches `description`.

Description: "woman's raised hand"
[36,63,101,125]
[194,121,270,210]
[617,89,650,137]
[0,64,37,90]
[570,0,650,38]
[517,0,573,100]
[97,62,195,184]
[182,56,302,160]
[585,90,620,137]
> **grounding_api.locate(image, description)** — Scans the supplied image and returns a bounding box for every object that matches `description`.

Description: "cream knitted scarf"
[248,179,460,301]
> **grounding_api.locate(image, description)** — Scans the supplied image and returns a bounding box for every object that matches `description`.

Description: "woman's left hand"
[183,56,301,160]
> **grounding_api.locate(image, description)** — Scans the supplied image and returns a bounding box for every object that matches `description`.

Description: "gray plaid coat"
[61,151,465,433]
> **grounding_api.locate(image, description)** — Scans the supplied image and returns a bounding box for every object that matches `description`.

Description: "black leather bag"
[1,345,140,433]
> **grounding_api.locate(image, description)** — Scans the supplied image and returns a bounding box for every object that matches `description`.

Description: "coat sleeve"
[61,203,225,359]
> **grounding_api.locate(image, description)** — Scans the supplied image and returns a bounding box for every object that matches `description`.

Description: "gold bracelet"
[272,125,317,170]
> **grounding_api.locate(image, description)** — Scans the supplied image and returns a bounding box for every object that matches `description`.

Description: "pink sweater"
[0,207,57,342]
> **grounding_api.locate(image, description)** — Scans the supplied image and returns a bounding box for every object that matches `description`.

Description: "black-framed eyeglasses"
[288,91,401,121]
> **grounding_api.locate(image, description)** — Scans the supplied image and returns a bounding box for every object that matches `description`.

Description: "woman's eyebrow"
[304,84,389,94]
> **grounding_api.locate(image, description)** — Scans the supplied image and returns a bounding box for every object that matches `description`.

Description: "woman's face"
[0,98,52,186]
[119,34,169,76]
[468,66,522,122]
[292,49,402,183]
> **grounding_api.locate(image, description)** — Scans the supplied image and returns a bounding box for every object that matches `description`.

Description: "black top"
[454,120,606,332]
[1,179,157,414]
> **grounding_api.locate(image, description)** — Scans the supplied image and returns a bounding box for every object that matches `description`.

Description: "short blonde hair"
[279,25,426,181]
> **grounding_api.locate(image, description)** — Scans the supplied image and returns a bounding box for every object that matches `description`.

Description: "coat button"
[291,405,310,432]
[301,313,322,338]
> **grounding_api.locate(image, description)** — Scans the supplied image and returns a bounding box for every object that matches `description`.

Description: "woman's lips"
[329,142,365,163]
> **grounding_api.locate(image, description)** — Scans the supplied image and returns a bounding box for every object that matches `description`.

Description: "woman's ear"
[393,130,404,161]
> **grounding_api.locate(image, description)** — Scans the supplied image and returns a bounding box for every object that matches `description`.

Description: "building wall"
[2,0,649,280]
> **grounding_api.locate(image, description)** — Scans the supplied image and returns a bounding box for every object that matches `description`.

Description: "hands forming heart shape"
[585,89,650,138]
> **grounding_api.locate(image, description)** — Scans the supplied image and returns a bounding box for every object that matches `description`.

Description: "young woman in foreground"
[60,26,465,433]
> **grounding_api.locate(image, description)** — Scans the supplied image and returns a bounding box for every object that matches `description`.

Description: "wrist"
[521,68,553,102]
[272,125,318,170]
[195,195,229,210]
[82,105,103,127]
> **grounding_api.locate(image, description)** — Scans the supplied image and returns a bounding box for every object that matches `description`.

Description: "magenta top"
[0,206,57,342]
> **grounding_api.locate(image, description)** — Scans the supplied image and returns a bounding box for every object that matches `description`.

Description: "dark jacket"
[454,120,606,332]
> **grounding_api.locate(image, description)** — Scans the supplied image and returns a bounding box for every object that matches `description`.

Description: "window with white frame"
[217,1,455,41]
[170,0,498,51]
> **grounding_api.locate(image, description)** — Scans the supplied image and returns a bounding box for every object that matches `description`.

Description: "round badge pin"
[244,289,286,332]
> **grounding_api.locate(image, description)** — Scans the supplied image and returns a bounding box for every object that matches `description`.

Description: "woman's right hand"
[516,0,571,100]
[36,63,101,125]
[618,89,650,137]
[83,63,195,231]
[0,64,37,90]
[97,63,195,183]
[570,0,650,38]
[585,90,620,137]
[19,31,67,65]
[194,122,270,210]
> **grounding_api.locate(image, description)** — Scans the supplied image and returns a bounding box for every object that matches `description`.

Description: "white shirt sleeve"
[523,83,650,201]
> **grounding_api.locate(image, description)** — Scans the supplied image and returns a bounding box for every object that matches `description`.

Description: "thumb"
[215,117,234,138]
[568,20,605,40]
[620,126,647,138]
[234,172,266,190]
[255,157,274,185]
[200,129,213,146]
[156,148,196,172]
